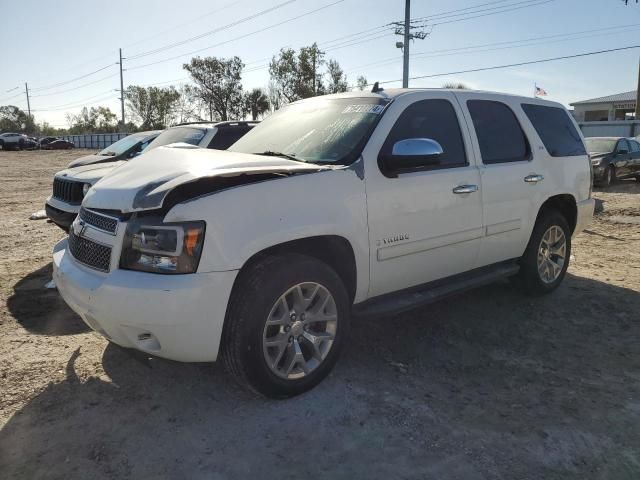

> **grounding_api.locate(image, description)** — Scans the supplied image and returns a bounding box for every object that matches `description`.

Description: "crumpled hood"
[83,145,331,213]
[589,152,609,162]
[67,153,114,168]
[55,161,126,183]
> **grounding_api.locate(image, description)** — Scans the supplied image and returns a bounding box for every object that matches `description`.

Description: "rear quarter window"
[521,103,586,157]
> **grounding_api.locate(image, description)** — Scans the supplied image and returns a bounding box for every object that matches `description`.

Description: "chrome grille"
[68,232,112,272]
[79,208,118,234]
[53,178,83,204]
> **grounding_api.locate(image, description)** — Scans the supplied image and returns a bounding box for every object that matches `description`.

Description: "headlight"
[82,183,91,196]
[120,219,205,274]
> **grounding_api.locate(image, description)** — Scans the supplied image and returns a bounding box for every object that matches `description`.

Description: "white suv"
[53,89,594,398]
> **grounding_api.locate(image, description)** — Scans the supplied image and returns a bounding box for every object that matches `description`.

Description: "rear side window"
[381,99,467,170]
[521,104,586,157]
[208,127,250,150]
[467,100,530,164]
[629,140,640,153]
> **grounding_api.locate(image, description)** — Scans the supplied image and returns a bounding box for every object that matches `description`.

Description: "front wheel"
[512,210,571,295]
[222,253,350,398]
[603,165,615,187]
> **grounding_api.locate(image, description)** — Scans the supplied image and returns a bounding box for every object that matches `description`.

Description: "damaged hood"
[83,145,332,212]
[55,161,126,183]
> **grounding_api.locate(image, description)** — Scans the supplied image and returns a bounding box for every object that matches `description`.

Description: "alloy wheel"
[262,282,338,380]
[537,225,567,284]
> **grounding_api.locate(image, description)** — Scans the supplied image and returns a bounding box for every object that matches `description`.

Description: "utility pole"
[393,0,428,88]
[311,44,324,96]
[24,82,31,118]
[403,0,410,88]
[118,48,125,131]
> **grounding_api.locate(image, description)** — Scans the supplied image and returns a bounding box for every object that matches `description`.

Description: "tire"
[222,253,350,398]
[512,209,571,295]
[603,165,615,187]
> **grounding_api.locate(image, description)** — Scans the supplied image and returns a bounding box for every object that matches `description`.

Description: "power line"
[365,44,640,87]
[126,0,344,71]
[0,91,25,103]
[29,64,115,92]
[413,0,557,28]
[345,22,640,73]
[32,91,115,111]
[32,94,116,112]
[123,0,245,49]
[126,0,297,60]
[411,0,553,23]
[30,74,119,98]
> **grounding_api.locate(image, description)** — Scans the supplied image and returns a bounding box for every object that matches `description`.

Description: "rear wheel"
[222,253,350,398]
[512,210,571,295]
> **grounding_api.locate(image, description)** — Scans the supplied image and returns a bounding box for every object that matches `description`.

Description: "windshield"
[146,127,207,150]
[229,97,389,164]
[98,133,149,156]
[585,138,616,154]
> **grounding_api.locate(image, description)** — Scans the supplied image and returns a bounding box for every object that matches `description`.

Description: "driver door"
[363,92,483,298]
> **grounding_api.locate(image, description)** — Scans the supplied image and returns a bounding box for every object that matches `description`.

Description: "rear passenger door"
[457,94,548,266]
[630,140,640,176]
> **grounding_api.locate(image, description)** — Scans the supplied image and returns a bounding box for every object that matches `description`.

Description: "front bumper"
[574,198,595,237]
[45,196,80,231]
[53,238,238,362]
[45,203,76,231]
[591,164,606,183]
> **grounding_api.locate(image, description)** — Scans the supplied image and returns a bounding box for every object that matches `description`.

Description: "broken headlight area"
[120,219,205,274]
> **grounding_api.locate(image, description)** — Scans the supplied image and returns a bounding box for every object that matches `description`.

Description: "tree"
[125,85,181,129]
[183,56,245,121]
[65,106,118,133]
[442,82,469,89]
[326,60,348,94]
[266,81,282,112]
[356,76,368,91]
[0,105,35,133]
[245,88,270,120]
[268,43,328,103]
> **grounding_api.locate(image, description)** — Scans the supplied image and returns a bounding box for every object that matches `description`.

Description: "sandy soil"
[0,149,639,479]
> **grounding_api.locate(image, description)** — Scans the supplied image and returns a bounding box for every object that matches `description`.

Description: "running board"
[353,261,520,319]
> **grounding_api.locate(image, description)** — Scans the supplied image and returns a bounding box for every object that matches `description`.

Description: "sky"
[0,0,639,128]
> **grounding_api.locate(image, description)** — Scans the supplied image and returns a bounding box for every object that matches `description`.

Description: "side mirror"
[617,149,629,155]
[379,138,444,177]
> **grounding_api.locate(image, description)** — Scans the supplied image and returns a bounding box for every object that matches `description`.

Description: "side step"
[353,261,520,319]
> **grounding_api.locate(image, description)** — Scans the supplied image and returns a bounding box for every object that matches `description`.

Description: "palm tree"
[245,88,270,120]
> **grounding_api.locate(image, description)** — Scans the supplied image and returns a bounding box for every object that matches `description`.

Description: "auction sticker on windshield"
[342,104,385,114]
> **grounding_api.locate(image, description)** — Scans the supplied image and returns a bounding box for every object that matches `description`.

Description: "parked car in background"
[43,139,75,150]
[53,89,594,398]
[23,137,39,150]
[39,136,60,147]
[0,132,29,150]
[45,122,256,231]
[586,137,640,186]
[67,130,161,168]
[144,121,258,151]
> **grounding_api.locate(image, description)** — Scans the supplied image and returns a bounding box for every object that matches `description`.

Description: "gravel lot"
[1,149,639,479]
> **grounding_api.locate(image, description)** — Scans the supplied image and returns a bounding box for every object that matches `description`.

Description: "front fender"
[164,167,371,302]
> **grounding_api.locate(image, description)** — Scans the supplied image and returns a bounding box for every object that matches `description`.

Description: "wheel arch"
[537,193,577,234]
[233,235,358,305]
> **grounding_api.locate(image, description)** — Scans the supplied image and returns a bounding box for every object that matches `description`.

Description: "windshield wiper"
[253,151,302,162]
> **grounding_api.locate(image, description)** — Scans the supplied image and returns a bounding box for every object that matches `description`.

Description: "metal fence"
[578,121,640,138]
[60,133,129,149]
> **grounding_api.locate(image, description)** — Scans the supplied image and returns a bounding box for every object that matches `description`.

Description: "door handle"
[452,184,479,194]
[524,174,544,183]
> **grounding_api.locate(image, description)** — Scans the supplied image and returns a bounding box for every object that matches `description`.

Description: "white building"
[570,90,637,122]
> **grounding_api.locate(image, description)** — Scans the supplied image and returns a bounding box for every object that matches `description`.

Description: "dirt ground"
[0,149,639,479]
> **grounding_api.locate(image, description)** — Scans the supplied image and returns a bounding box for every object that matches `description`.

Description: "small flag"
[535,85,548,97]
